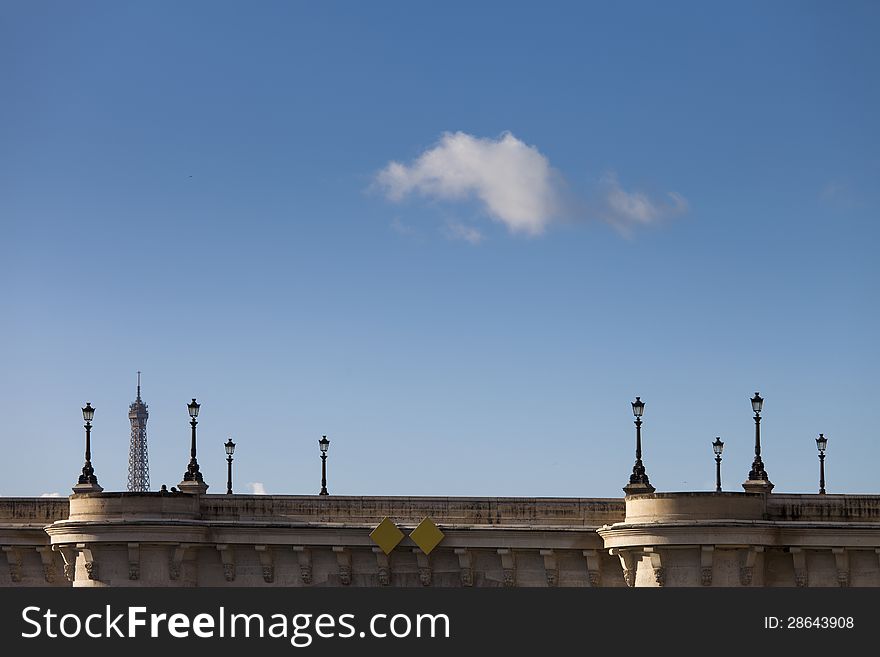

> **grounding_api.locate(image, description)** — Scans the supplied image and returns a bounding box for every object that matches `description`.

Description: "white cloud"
[376,131,562,236]
[443,220,483,244]
[40,492,62,497]
[376,132,688,238]
[247,482,268,495]
[600,173,688,235]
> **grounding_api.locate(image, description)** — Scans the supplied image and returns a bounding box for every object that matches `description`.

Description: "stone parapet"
[4,492,880,587]
[623,492,765,523]
[197,495,625,527]
[66,491,200,522]
[767,495,880,522]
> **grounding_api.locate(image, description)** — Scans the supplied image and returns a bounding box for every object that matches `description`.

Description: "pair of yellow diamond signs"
[370,516,445,555]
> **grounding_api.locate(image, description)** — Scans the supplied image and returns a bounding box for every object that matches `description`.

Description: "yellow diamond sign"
[410,517,444,555]
[370,517,405,555]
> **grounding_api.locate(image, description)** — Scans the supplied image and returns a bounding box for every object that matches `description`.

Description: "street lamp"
[319,435,330,495]
[225,437,236,495]
[712,437,724,493]
[743,392,774,492]
[73,402,103,493]
[624,397,654,494]
[179,398,207,493]
[816,433,828,495]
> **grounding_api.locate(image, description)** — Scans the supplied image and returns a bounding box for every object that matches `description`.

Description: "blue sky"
[1,1,877,497]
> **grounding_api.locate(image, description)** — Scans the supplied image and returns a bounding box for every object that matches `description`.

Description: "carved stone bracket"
[497,549,516,587]
[646,549,664,587]
[610,548,635,587]
[216,544,235,582]
[700,568,712,586]
[333,547,352,586]
[832,548,849,588]
[2,547,22,583]
[294,547,312,585]
[255,545,274,583]
[790,548,808,587]
[127,543,140,581]
[700,546,714,587]
[54,546,77,583]
[169,545,190,581]
[540,549,558,587]
[582,550,602,587]
[77,544,97,581]
[37,547,56,583]
[739,546,763,586]
[653,567,665,587]
[454,548,474,587]
[414,549,432,586]
[372,547,391,586]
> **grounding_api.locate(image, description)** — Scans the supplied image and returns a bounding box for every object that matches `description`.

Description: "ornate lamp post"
[225,437,236,495]
[178,398,208,493]
[73,402,103,493]
[712,437,724,493]
[623,397,655,495]
[743,392,774,493]
[319,435,330,495]
[816,433,828,495]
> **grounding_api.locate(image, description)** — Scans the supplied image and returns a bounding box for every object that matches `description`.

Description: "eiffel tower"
[127,371,150,492]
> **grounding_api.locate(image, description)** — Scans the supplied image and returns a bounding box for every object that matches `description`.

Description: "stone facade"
[2,491,879,587]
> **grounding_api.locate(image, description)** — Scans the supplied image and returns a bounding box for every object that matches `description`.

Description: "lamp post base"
[178,479,208,494]
[742,478,774,494]
[72,482,104,494]
[623,482,656,496]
